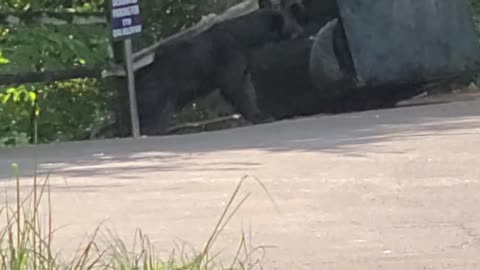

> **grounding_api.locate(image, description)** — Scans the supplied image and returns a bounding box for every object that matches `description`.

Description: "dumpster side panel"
[337,0,480,86]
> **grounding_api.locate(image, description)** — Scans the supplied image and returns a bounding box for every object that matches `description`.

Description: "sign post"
[111,0,142,137]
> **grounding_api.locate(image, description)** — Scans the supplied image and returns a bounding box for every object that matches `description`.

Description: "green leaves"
[0,84,35,147]
[0,0,112,147]
[0,78,113,146]
[0,131,30,148]
[0,51,9,64]
[134,0,209,49]
[0,0,214,147]
[0,24,110,73]
[0,0,105,12]
[0,85,35,104]
[0,2,112,147]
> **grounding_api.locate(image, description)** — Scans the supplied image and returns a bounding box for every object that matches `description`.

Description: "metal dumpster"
[336,0,480,87]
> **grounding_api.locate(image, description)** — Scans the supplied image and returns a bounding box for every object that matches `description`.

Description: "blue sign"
[111,0,142,40]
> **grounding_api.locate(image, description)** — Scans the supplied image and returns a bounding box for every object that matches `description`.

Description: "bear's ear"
[288,2,308,24]
[258,0,274,9]
[280,0,307,24]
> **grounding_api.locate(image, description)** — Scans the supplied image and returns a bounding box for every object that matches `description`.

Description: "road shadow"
[1,100,479,181]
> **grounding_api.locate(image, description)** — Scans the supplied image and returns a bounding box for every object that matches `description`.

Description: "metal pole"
[123,38,141,137]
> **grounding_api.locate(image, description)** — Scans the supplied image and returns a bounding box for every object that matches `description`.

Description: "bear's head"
[258,0,306,40]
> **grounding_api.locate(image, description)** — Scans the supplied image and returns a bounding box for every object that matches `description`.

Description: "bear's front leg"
[217,65,273,125]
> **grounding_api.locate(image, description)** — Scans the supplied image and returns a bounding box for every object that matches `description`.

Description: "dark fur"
[267,0,340,37]
[134,5,303,135]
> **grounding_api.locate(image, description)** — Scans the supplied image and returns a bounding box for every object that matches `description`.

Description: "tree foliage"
[0,0,209,147]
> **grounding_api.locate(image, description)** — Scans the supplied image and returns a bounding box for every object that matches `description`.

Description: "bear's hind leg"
[217,56,273,124]
[139,96,175,136]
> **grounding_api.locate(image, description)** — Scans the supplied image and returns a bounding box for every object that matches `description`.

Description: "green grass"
[0,165,275,270]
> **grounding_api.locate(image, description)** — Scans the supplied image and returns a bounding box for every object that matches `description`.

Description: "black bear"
[246,0,368,120]
[258,0,339,37]
[134,0,304,136]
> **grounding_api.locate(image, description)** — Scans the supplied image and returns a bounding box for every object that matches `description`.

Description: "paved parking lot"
[1,98,480,269]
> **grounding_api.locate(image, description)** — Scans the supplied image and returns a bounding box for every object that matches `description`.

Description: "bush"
[0,165,272,269]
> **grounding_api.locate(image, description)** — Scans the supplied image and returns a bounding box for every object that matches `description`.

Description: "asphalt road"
[1,98,480,269]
